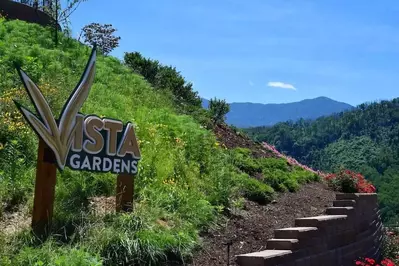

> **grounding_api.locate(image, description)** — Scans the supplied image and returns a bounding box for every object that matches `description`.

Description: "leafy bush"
[325,169,376,193]
[235,174,275,204]
[4,246,102,266]
[231,148,262,175]
[81,23,121,55]
[230,148,318,193]
[124,51,202,113]
[209,98,230,124]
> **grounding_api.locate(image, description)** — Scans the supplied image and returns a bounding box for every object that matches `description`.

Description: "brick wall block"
[236,193,382,266]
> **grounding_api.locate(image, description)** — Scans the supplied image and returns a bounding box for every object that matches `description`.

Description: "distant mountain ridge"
[202,97,353,128]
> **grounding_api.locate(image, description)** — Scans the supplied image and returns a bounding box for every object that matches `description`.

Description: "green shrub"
[282,178,300,192]
[230,149,320,194]
[235,174,275,204]
[258,157,289,171]
[124,51,202,113]
[230,148,262,176]
[8,245,102,266]
[209,98,230,124]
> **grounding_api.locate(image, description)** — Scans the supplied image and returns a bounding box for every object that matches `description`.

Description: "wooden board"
[116,174,134,212]
[31,139,57,237]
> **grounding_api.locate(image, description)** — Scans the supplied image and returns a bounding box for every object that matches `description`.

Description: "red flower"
[381,258,395,266]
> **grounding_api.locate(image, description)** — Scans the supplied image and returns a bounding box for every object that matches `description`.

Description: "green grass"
[0,19,321,265]
[230,148,320,193]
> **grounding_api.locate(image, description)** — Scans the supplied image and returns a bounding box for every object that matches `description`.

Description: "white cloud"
[267,81,296,91]
[249,80,254,86]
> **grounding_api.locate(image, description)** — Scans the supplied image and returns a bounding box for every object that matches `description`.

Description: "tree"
[41,0,87,26]
[81,23,121,55]
[16,0,35,6]
[13,1,86,27]
[13,0,88,45]
[209,98,230,124]
[124,52,202,110]
[124,52,160,84]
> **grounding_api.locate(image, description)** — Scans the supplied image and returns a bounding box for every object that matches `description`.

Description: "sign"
[14,48,141,174]
[12,47,140,236]
[66,117,140,174]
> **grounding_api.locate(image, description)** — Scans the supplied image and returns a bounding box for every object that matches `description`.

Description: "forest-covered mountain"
[202,97,353,127]
[245,98,399,224]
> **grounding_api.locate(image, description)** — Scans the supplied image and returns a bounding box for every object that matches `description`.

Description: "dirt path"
[189,182,336,266]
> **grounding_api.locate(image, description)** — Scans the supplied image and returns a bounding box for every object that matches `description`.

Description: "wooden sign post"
[31,140,134,237]
[116,174,134,212]
[31,139,57,237]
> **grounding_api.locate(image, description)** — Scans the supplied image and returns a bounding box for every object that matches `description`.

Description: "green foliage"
[234,174,275,204]
[78,211,199,265]
[2,244,102,266]
[246,98,399,223]
[231,148,262,175]
[209,98,230,124]
[326,171,358,193]
[124,51,202,114]
[313,136,382,172]
[81,23,121,55]
[0,139,35,215]
[230,148,318,193]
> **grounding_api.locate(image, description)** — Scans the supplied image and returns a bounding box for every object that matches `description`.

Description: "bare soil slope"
[213,123,275,158]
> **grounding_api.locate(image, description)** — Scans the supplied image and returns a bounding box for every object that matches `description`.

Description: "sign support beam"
[116,174,134,212]
[31,139,57,238]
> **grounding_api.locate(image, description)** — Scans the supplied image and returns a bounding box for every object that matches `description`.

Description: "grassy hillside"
[0,19,319,265]
[245,99,399,224]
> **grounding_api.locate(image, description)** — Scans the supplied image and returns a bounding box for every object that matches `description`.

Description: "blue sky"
[69,0,399,106]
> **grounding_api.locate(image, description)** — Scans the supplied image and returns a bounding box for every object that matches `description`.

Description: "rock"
[272,200,278,204]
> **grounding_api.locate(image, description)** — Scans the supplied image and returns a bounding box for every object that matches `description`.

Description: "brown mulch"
[0,204,30,235]
[213,123,275,158]
[88,196,115,216]
[189,182,336,266]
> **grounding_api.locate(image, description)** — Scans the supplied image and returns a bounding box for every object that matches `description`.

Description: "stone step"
[236,250,293,266]
[326,207,355,215]
[336,193,377,200]
[267,238,299,250]
[295,215,347,227]
[274,227,318,239]
[333,200,356,207]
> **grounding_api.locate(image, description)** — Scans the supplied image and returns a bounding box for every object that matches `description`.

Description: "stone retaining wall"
[237,193,382,266]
